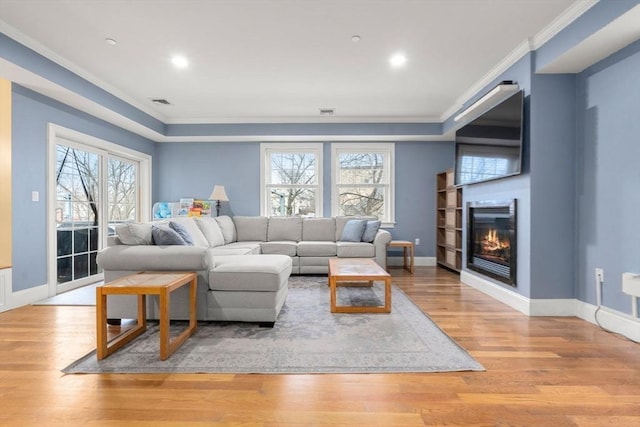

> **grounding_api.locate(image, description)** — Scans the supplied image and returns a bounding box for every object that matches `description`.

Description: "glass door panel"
[55,145,100,288]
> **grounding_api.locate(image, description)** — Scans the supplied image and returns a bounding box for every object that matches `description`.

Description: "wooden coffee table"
[96,272,197,360]
[328,258,392,313]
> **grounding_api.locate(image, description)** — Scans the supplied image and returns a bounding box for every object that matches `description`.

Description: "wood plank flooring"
[0,267,638,426]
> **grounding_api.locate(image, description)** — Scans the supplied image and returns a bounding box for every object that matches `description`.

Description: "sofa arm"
[373,229,392,269]
[97,245,214,272]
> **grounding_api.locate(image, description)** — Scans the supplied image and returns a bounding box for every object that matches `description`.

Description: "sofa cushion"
[222,241,262,255]
[170,217,209,247]
[195,217,225,247]
[209,255,292,292]
[152,224,188,246]
[340,219,367,242]
[233,216,268,242]
[302,218,336,241]
[361,220,381,243]
[336,241,375,258]
[260,241,298,257]
[115,223,153,245]
[268,217,302,242]
[169,221,194,245]
[335,216,377,241]
[297,241,337,257]
[214,215,237,244]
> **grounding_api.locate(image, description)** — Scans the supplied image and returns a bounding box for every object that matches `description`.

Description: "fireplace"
[467,200,517,286]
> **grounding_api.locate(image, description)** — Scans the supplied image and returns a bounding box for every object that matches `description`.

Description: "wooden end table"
[96,272,197,361]
[328,258,392,313]
[387,240,415,274]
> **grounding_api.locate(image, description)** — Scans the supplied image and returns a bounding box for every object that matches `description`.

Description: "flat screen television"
[454,90,524,186]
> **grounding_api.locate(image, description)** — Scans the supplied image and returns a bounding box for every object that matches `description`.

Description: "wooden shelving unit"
[436,169,462,272]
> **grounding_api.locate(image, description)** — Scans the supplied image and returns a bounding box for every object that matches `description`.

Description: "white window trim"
[331,142,395,228]
[46,123,152,296]
[260,143,323,217]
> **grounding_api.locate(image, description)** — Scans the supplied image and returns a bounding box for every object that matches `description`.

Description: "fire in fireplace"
[467,200,517,286]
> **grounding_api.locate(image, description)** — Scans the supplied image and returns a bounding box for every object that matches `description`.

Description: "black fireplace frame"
[466,199,517,286]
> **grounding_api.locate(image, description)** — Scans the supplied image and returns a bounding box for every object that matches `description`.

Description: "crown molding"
[164,115,442,125]
[441,0,598,122]
[531,0,599,49]
[0,20,168,123]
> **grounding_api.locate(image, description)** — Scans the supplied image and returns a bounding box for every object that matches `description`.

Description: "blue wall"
[529,73,577,299]
[156,140,455,258]
[11,84,156,292]
[575,40,640,313]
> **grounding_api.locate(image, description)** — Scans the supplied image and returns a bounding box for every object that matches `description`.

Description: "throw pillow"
[340,219,367,242]
[169,221,194,246]
[361,220,381,243]
[115,223,153,245]
[152,224,188,246]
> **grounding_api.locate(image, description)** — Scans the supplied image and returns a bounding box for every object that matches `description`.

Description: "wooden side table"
[96,272,197,361]
[387,240,415,274]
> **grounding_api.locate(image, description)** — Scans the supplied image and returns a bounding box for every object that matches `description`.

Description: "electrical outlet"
[415,238,420,246]
[595,268,604,284]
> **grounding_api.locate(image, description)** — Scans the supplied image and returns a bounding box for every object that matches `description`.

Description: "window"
[332,143,395,226]
[48,124,151,295]
[260,143,322,217]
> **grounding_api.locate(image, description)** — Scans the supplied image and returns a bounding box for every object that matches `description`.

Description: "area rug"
[63,276,484,374]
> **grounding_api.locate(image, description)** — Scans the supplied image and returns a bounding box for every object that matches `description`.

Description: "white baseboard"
[460,270,531,314]
[387,256,435,267]
[461,270,640,343]
[0,269,49,313]
[574,301,640,343]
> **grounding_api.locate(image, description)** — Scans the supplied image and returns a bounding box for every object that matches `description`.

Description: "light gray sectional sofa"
[96,215,391,325]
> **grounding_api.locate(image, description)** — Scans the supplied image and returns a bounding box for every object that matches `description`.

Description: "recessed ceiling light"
[105,38,117,46]
[390,53,407,68]
[351,35,361,43]
[171,55,189,69]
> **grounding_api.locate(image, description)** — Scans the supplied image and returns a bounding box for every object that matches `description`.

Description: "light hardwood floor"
[1,267,638,426]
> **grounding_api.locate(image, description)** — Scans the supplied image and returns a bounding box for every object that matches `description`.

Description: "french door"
[48,125,151,295]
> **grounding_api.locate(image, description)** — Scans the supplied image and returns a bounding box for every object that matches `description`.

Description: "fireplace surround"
[466,199,517,286]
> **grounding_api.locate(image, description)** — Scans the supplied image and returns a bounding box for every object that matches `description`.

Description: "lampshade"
[209,185,229,201]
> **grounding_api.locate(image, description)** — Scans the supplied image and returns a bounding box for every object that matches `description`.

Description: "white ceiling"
[0,0,633,126]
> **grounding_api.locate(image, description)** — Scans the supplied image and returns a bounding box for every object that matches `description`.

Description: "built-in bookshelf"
[436,169,462,272]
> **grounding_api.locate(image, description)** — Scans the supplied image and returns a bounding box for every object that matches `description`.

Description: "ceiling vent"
[151,98,171,106]
[319,108,335,116]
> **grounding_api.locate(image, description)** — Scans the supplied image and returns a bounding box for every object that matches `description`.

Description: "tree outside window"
[332,143,394,225]
[261,143,323,217]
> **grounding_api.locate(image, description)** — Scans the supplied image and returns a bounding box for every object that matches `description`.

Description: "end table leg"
[159,289,169,360]
[96,288,107,360]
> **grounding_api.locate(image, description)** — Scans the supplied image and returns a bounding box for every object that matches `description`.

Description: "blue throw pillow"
[152,224,188,245]
[340,219,367,242]
[169,221,194,246]
[361,220,381,243]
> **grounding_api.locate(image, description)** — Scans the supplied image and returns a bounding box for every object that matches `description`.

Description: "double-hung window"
[260,143,323,217]
[332,143,395,226]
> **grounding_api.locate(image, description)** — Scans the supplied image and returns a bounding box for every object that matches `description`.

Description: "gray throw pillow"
[152,224,188,245]
[361,220,381,243]
[169,221,194,246]
[340,219,367,242]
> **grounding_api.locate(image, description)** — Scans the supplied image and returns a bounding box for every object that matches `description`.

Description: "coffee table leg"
[384,277,392,313]
[330,275,337,313]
